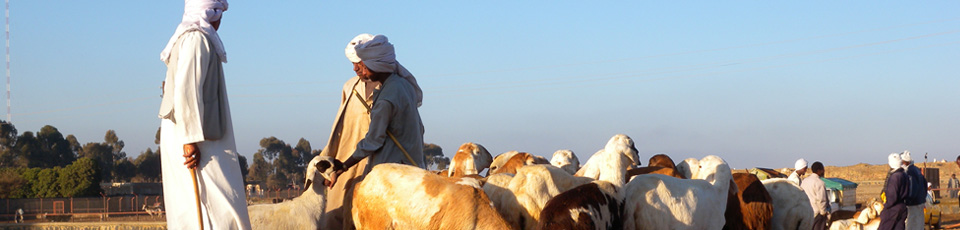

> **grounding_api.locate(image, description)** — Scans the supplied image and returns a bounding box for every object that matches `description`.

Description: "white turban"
[900,150,912,162]
[888,153,902,169]
[345,34,423,107]
[160,0,229,63]
[794,158,807,171]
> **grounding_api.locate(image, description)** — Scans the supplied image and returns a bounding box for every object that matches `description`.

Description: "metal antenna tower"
[5,0,9,122]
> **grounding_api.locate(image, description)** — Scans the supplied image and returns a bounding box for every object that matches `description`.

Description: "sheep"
[550,149,580,175]
[724,173,773,230]
[761,178,814,230]
[247,155,342,230]
[853,198,883,225]
[504,134,639,230]
[351,163,511,230]
[829,198,882,230]
[829,219,879,230]
[490,152,550,175]
[622,155,734,230]
[575,134,641,187]
[537,180,624,230]
[448,142,493,177]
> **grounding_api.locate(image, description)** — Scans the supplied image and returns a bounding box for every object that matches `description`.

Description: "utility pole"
[5,0,9,122]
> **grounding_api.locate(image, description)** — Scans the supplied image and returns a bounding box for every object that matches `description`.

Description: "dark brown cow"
[723,173,773,230]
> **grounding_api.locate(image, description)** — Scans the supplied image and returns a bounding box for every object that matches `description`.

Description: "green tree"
[294,138,312,169]
[80,142,115,182]
[32,167,61,198]
[17,168,41,198]
[65,134,82,157]
[257,137,299,187]
[0,121,17,167]
[247,152,269,183]
[14,131,42,168]
[104,130,126,161]
[154,127,161,145]
[0,156,101,198]
[266,173,286,190]
[0,168,25,198]
[237,154,249,182]
[423,143,448,170]
[58,157,101,197]
[38,125,76,168]
[134,148,161,182]
[114,158,136,182]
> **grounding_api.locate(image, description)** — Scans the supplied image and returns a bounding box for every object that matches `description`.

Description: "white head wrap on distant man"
[345,34,423,107]
[160,0,229,63]
[900,150,913,163]
[889,153,902,169]
[794,158,808,170]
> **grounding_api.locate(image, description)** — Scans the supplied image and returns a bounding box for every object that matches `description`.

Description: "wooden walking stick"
[185,144,204,230]
[191,167,203,230]
[352,88,419,168]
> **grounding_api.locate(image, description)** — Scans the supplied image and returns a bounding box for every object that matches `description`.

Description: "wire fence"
[0,195,164,223]
[0,187,306,223]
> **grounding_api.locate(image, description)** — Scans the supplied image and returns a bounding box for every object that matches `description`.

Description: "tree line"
[0,120,450,198]
[242,136,448,190]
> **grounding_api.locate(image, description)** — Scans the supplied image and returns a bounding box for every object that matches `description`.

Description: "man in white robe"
[326,34,426,229]
[788,158,807,186]
[158,1,250,229]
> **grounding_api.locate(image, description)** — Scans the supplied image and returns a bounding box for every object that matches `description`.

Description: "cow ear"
[333,159,344,171]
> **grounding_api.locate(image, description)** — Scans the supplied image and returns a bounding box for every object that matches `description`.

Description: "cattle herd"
[252,134,881,230]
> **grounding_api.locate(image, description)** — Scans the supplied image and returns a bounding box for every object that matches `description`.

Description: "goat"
[448,142,493,177]
[352,163,511,230]
[247,155,342,230]
[551,149,581,175]
[623,155,734,230]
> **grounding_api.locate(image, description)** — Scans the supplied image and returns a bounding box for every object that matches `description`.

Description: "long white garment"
[904,204,924,230]
[787,171,802,186]
[159,31,250,230]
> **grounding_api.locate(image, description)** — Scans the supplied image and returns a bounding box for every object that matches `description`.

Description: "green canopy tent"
[822,177,858,211]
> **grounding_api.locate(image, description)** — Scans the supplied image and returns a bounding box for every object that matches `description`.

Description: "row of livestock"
[247,134,823,230]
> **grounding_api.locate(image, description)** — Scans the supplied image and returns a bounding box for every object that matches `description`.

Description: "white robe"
[159,30,251,230]
[788,171,802,186]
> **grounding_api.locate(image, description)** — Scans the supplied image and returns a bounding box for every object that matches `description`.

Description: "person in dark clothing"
[900,151,927,230]
[879,153,909,230]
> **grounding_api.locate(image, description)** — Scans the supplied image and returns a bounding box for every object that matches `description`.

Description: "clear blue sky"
[11,1,960,169]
